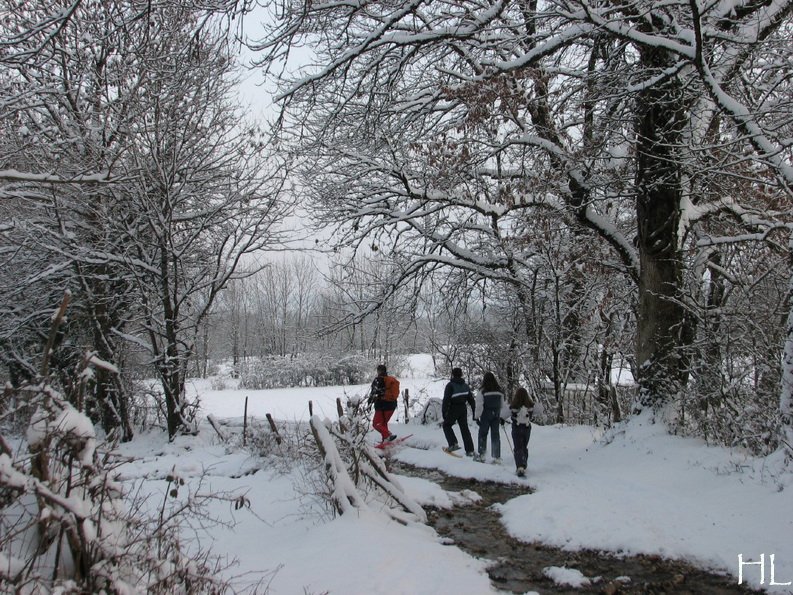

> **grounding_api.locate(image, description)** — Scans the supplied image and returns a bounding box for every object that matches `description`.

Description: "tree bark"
[780,232,793,461]
[634,47,688,411]
[87,274,133,441]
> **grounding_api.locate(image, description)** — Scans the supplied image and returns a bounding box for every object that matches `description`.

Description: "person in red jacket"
[368,364,400,443]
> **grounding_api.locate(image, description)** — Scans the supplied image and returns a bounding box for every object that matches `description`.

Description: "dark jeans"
[478,407,501,458]
[442,404,474,453]
[512,423,532,468]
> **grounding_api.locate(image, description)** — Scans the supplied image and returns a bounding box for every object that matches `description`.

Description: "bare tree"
[290,255,320,354]
[114,10,290,438]
[0,0,161,438]
[251,0,792,449]
[1,1,291,440]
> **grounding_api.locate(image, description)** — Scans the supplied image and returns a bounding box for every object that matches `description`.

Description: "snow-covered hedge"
[238,353,376,389]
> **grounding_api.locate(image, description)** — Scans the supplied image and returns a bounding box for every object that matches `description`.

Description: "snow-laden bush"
[672,384,783,455]
[238,353,376,389]
[1,375,235,594]
[419,398,443,425]
[1,297,235,593]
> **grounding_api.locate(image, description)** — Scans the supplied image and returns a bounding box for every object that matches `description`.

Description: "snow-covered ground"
[115,354,793,594]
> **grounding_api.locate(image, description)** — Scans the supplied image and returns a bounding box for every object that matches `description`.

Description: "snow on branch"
[0,169,113,183]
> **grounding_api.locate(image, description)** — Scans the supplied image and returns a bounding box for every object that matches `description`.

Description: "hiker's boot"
[517,467,526,477]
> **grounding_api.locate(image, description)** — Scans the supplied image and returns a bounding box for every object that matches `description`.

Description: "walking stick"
[501,422,514,456]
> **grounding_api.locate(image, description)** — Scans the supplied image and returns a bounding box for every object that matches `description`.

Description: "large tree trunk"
[93,306,133,441]
[159,243,187,439]
[93,356,133,442]
[780,233,793,462]
[162,327,188,439]
[634,47,688,411]
[163,367,184,439]
[83,266,134,441]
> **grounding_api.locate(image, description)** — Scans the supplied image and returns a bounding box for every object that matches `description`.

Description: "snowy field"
[115,354,793,594]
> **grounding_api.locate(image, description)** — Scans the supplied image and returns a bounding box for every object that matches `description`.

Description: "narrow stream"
[393,462,759,594]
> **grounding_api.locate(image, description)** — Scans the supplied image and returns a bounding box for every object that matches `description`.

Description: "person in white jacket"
[473,371,510,463]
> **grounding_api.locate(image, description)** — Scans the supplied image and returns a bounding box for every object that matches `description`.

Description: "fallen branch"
[359,456,426,523]
[313,407,426,523]
[309,415,369,516]
[206,414,228,442]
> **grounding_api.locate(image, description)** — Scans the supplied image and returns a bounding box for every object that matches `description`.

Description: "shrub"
[238,353,376,390]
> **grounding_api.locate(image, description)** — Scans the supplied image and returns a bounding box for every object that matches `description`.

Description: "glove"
[500,418,506,426]
[474,418,480,426]
[367,395,375,405]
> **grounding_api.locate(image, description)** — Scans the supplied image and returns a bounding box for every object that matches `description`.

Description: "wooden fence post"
[266,413,282,445]
[243,396,248,447]
[336,397,348,431]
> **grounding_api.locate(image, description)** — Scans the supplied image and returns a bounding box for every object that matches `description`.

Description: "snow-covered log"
[310,415,370,515]
[311,413,426,522]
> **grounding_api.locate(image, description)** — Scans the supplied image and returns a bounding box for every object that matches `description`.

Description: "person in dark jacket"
[473,371,510,463]
[510,386,535,477]
[441,367,476,456]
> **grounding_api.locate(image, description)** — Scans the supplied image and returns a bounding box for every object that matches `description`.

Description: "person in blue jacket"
[473,371,510,463]
[441,367,476,456]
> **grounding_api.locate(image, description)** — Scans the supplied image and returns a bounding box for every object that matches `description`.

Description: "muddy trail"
[392,462,758,594]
